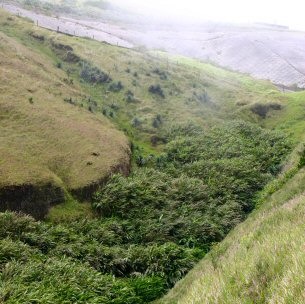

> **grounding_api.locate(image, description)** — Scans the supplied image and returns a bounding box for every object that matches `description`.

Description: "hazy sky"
[112,0,305,30]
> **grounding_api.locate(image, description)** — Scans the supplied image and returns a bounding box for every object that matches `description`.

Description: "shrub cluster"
[80,62,111,84]
[94,121,290,249]
[0,212,201,303]
[148,84,165,98]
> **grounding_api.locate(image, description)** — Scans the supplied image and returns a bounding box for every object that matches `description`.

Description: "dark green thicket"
[148,84,165,98]
[94,121,290,249]
[80,61,112,84]
[250,102,282,118]
[0,121,290,303]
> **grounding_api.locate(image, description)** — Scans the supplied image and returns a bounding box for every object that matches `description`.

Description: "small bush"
[109,81,124,92]
[153,68,167,80]
[80,62,111,84]
[152,114,163,128]
[149,84,165,98]
[125,90,135,103]
[131,117,142,128]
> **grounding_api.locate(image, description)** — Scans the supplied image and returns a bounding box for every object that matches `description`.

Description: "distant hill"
[3,0,305,89]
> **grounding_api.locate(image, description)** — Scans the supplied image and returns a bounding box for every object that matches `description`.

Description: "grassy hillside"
[0,10,130,218]
[1,7,305,304]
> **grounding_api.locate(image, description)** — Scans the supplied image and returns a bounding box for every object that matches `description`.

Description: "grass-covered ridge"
[0,10,130,218]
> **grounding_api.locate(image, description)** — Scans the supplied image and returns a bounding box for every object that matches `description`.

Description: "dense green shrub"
[0,257,145,304]
[109,81,124,92]
[148,84,165,98]
[0,238,39,264]
[80,62,111,84]
[0,212,201,302]
[94,121,290,248]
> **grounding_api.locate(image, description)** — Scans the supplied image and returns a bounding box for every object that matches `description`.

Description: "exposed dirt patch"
[0,183,64,220]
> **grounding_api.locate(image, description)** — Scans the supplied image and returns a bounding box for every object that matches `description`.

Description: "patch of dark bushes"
[131,117,142,128]
[149,84,165,98]
[152,68,168,80]
[125,90,135,103]
[80,61,112,84]
[29,31,45,41]
[151,135,166,146]
[152,114,163,128]
[51,41,73,51]
[109,81,124,92]
[64,51,80,63]
[250,102,282,118]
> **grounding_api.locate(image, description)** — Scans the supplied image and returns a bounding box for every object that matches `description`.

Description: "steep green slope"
[0,11,130,219]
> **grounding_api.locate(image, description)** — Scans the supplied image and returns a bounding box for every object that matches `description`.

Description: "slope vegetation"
[7,0,305,89]
[158,152,305,304]
[158,90,305,303]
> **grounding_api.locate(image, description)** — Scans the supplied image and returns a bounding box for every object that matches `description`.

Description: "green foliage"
[130,276,165,302]
[80,61,111,84]
[94,121,290,249]
[148,84,165,98]
[0,212,202,302]
[109,81,124,92]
